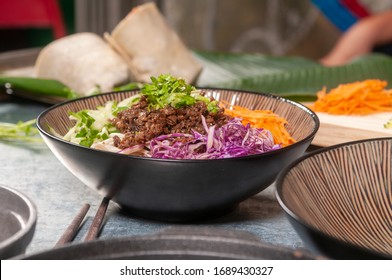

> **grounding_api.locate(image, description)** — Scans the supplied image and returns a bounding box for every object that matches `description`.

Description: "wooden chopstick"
[84,197,110,241]
[55,203,90,246]
[55,196,110,246]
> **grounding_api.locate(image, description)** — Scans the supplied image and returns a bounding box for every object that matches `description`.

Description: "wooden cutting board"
[310,111,392,147]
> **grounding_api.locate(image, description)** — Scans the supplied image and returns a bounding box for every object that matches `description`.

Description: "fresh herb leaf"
[141,74,219,112]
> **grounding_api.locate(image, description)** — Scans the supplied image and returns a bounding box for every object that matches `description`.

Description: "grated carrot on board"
[220,102,296,147]
[309,79,392,115]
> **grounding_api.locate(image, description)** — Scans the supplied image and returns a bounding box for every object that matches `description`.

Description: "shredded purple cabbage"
[149,117,281,159]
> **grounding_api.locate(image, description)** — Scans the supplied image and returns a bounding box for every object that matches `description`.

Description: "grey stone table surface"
[0,96,307,257]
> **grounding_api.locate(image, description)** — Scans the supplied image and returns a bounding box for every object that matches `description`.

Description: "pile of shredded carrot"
[309,79,392,115]
[221,102,296,147]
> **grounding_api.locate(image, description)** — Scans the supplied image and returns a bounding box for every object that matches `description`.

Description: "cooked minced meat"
[110,96,231,149]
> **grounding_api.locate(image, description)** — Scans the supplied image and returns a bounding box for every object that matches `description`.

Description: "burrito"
[107,2,202,84]
[35,32,129,95]
[35,2,202,96]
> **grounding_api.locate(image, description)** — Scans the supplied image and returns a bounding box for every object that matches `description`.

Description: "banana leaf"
[195,52,392,102]
[1,52,392,103]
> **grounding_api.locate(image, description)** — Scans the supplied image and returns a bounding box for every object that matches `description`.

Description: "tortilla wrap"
[109,2,202,84]
[35,32,129,95]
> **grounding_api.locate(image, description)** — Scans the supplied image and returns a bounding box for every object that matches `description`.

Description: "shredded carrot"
[220,102,296,147]
[309,79,392,115]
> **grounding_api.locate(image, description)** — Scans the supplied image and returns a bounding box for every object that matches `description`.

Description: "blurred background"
[0,0,343,59]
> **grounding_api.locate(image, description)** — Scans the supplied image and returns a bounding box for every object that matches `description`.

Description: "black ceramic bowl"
[276,138,392,259]
[37,89,319,221]
[0,184,37,259]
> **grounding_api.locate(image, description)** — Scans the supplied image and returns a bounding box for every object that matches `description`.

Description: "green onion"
[113,82,144,92]
[384,118,392,129]
[0,119,42,142]
[0,76,78,99]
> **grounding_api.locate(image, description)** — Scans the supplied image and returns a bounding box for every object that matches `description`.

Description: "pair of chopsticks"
[55,197,110,246]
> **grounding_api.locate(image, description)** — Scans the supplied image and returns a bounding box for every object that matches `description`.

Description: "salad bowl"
[37,87,319,221]
[276,137,392,259]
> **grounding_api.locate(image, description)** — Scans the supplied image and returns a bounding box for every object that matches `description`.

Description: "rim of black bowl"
[36,88,320,163]
[0,184,37,252]
[275,136,392,259]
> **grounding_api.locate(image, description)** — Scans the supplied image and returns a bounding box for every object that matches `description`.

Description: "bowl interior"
[278,138,392,258]
[0,185,37,258]
[38,89,318,147]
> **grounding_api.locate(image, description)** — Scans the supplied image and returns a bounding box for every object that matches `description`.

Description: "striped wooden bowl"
[276,138,392,259]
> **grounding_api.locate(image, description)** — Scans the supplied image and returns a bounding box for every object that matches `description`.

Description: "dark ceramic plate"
[18,227,320,260]
[37,88,319,222]
[0,184,37,259]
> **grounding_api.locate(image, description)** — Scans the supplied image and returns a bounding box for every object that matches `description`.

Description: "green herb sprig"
[141,74,219,112]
